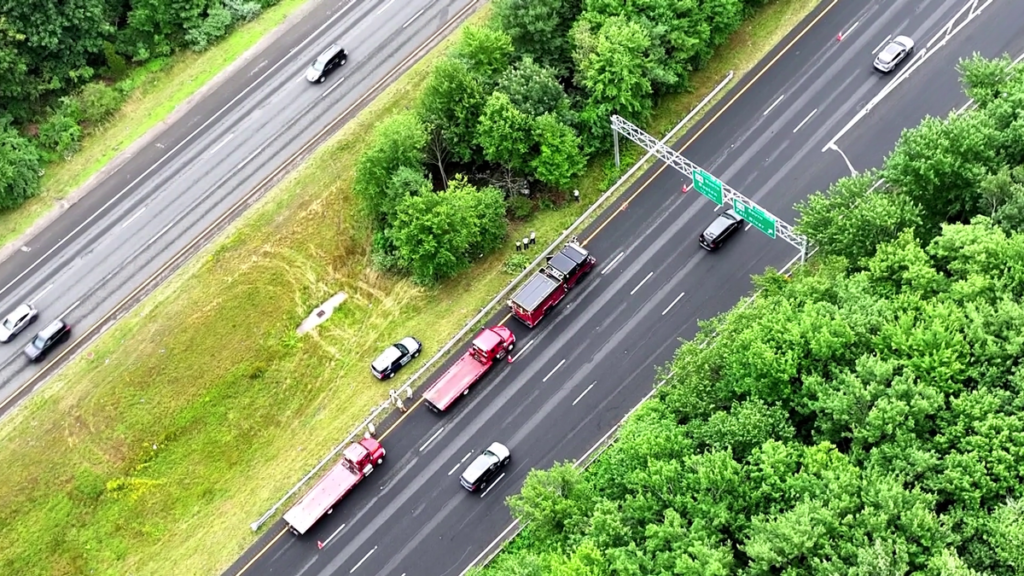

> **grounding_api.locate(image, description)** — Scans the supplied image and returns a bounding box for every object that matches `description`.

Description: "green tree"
[508,462,593,549]
[419,58,486,163]
[796,171,923,266]
[450,24,514,84]
[476,92,535,172]
[387,176,506,285]
[573,17,653,153]
[492,0,581,74]
[531,113,585,189]
[883,112,1002,231]
[958,53,1015,109]
[352,111,427,226]
[0,126,41,210]
[496,57,572,121]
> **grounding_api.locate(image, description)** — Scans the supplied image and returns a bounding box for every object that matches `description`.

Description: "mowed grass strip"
[0,0,310,248]
[0,1,821,575]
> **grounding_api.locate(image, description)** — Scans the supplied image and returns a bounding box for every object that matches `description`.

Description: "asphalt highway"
[0,0,481,413]
[223,1,1024,575]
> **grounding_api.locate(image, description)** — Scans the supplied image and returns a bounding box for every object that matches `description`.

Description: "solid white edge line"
[793,108,817,133]
[572,382,595,406]
[419,427,444,452]
[447,463,460,476]
[376,0,395,14]
[0,1,360,300]
[403,8,425,28]
[630,272,653,295]
[542,359,566,383]
[763,94,784,116]
[480,473,505,498]
[121,207,146,228]
[872,34,892,55]
[662,291,685,315]
[349,546,377,574]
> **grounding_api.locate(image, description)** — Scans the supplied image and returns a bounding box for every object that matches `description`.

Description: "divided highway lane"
[227,1,1024,576]
[0,0,481,411]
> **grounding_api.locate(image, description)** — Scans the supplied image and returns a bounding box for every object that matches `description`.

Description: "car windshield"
[31,334,47,349]
[2,316,16,330]
[311,59,326,72]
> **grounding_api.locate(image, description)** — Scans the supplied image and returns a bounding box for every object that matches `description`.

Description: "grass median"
[0,1,822,575]
[0,0,310,248]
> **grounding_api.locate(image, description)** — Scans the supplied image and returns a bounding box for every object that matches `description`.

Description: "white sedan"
[0,303,39,343]
[874,35,915,73]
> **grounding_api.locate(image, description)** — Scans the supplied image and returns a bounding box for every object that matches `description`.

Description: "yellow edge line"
[582,0,840,247]
[234,528,288,576]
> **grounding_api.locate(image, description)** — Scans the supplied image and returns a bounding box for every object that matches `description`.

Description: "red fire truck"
[508,239,596,327]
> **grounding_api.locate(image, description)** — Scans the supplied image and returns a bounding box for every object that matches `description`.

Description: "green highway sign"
[733,199,777,238]
[692,168,723,205]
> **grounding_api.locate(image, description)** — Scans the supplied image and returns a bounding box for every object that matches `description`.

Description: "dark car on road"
[371,337,422,380]
[873,35,914,73]
[24,319,71,362]
[699,209,743,251]
[306,44,347,83]
[0,303,38,343]
[460,442,510,492]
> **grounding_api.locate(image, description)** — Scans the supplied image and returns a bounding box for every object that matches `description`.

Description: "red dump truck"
[283,437,385,535]
[509,239,596,327]
[422,326,515,413]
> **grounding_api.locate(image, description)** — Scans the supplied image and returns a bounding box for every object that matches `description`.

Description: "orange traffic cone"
[317,540,325,550]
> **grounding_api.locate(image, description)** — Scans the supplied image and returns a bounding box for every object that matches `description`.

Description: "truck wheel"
[327,508,334,515]
[507,343,515,351]
[376,456,384,466]
[502,457,510,466]
[462,388,470,396]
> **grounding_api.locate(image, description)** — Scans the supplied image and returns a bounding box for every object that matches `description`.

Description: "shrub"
[76,82,124,125]
[507,195,534,220]
[0,127,42,210]
[503,252,532,274]
[103,41,129,80]
[37,111,83,159]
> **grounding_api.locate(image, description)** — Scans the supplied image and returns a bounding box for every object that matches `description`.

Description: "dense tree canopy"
[481,220,1024,576]
[353,0,802,283]
[474,54,1024,576]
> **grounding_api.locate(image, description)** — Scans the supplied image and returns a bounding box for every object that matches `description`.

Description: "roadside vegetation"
[477,54,1024,576]
[355,0,787,285]
[0,0,822,574]
[0,0,309,246]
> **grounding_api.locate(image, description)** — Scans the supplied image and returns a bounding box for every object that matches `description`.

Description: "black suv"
[24,319,71,362]
[306,44,347,83]
[460,442,510,492]
[699,209,743,251]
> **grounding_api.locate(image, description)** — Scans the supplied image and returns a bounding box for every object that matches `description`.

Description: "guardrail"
[249,71,735,532]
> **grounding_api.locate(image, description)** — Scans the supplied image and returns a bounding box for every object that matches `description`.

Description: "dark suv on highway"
[24,319,71,362]
[699,209,743,251]
[306,44,347,83]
